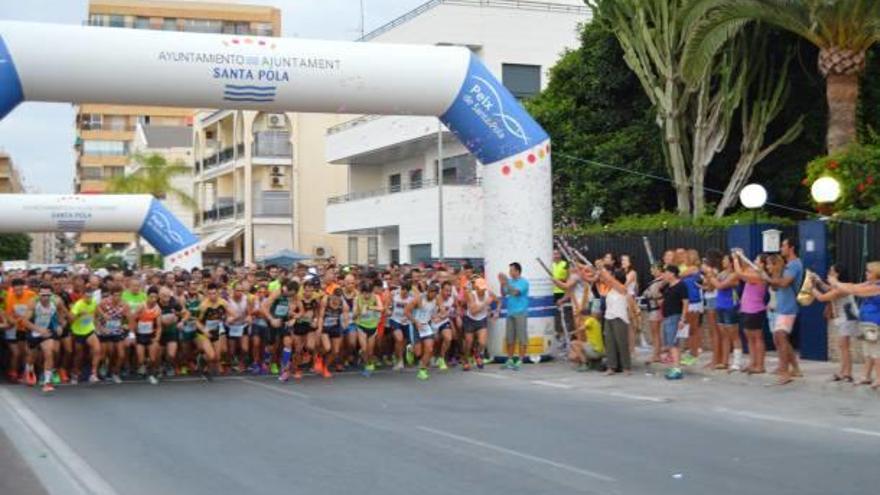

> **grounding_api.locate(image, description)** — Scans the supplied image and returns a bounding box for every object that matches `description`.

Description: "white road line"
[242,378,310,399]
[418,426,616,483]
[841,428,880,438]
[471,372,510,380]
[530,380,574,390]
[605,391,669,403]
[0,388,119,495]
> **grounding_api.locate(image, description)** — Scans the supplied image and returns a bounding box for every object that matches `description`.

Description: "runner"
[433,281,458,371]
[195,282,227,380]
[132,287,162,385]
[69,286,103,384]
[354,279,384,377]
[4,278,35,383]
[225,282,251,373]
[157,287,184,377]
[388,280,414,371]
[178,281,203,375]
[96,283,130,383]
[406,284,440,381]
[249,282,272,374]
[340,274,359,370]
[271,281,301,382]
[24,284,62,392]
[462,278,498,371]
[316,287,348,378]
[290,280,321,380]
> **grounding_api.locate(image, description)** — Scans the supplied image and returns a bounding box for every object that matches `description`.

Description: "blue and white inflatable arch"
[0,21,554,355]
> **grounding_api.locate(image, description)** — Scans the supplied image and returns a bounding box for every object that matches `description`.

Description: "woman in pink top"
[733,252,769,374]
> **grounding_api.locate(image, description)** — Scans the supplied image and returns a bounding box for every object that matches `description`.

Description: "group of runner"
[1,261,506,393]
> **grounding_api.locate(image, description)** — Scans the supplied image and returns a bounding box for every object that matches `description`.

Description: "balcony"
[328,177,480,205]
[325,115,447,164]
[197,143,245,176]
[202,201,244,223]
[254,191,292,217]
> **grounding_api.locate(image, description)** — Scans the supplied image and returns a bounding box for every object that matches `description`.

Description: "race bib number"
[80,315,94,327]
[676,324,690,339]
[227,324,246,337]
[137,321,153,335]
[105,319,122,333]
[14,304,28,317]
[273,304,289,318]
[34,314,52,329]
[416,322,434,339]
[183,321,197,333]
[206,320,222,333]
[5,328,17,340]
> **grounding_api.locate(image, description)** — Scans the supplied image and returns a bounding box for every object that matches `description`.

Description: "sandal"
[856,379,873,386]
[831,374,843,382]
[843,375,854,383]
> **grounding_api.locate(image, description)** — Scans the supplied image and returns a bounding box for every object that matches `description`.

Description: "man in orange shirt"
[5,278,36,383]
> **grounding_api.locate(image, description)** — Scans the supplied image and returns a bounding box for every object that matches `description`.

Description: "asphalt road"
[1,363,879,495]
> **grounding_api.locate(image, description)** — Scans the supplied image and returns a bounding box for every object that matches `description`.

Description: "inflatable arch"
[0,21,555,352]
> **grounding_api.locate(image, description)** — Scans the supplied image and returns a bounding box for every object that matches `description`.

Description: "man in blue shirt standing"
[768,237,804,385]
[499,262,529,370]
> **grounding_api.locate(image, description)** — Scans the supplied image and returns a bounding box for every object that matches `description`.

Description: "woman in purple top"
[733,252,768,374]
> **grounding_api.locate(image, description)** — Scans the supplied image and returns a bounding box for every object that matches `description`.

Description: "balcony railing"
[253,131,292,157]
[255,191,292,217]
[202,201,244,222]
[326,114,384,135]
[198,143,245,173]
[327,176,481,205]
[79,123,136,132]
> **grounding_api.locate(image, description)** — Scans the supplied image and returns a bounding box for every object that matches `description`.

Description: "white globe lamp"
[739,183,768,209]
[810,176,841,204]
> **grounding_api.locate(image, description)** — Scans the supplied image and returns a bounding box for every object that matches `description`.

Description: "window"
[82,140,128,156]
[223,22,250,35]
[80,113,102,131]
[388,173,401,193]
[502,63,541,100]
[253,22,274,36]
[81,167,102,180]
[410,244,432,265]
[104,166,125,178]
[162,18,178,31]
[367,237,378,265]
[133,16,151,29]
[409,169,423,190]
[108,15,125,28]
[435,153,477,184]
[88,14,106,26]
[105,116,128,131]
[442,167,458,184]
[348,236,359,264]
[390,249,400,264]
[183,19,223,33]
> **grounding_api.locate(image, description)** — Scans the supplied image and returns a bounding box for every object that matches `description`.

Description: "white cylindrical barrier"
[0,21,552,357]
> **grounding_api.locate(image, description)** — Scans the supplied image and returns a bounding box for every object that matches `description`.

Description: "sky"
[0,0,430,193]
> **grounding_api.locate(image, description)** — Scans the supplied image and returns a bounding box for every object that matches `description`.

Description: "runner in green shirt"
[70,287,102,385]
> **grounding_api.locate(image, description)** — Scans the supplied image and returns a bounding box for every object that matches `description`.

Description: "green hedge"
[558,210,793,236]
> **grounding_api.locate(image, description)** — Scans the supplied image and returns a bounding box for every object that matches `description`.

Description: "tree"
[106,152,196,266]
[683,0,880,152]
[0,233,31,260]
[526,20,667,227]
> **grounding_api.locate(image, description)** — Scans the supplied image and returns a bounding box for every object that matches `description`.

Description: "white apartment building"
[324,0,590,265]
[192,110,349,265]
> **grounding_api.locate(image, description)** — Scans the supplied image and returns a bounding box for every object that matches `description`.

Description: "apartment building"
[323,0,590,265]
[75,0,281,253]
[193,110,349,265]
[0,152,24,193]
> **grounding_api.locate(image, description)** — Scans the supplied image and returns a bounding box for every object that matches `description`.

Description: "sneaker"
[405,346,415,366]
[70,376,79,386]
[664,367,684,380]
[166,366,176,378]
[52,370,61,385]
[25,370,37,386]
[437,357,448,371]
[279,371,290,382]
[180,365,189,376]
[417,368,429,381]
[58,369,69,384]
[393,361,404,371]
[335,364,344,373]
[361,365,372,377]
[112,374,122,384]
[503,358,514,370]
[293,370,303,380]
[430,357,438,368]
[7,371,18,384]
[321,368,333,379]
[89,374,100,384]
[148,375,159,385]
[462,361,471,371]
[270,362,280,375]
[260,364,269,375]
[41,382,55,393]
[137,365,147,376]
[383,356,394,367]
[576,364,589,372]
[513,358,522,371]
[680,353,698,367]
[475,355,484,370]
[314,356,325,374]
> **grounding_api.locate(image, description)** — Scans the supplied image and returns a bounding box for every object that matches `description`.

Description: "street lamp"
[739,183,767,256]
[810,176,841,204]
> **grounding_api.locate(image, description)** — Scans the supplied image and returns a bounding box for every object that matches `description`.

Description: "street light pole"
[437,120,445,262]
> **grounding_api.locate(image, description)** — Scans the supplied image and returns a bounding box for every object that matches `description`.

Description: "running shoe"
[137,365,147,376]
[664,367,684,380]
[576,364,589,372]
[148,375,159,385]
[335,364,344,373]
[361,364,373,377]
[393,361,404,371]
[7,371,18,384]
[417,368,429,381]
[462,361,471,371]
[270,362,280,375]
[503,358,514,370]
[180,365,189,376]
[99,363,108,379]
[405,345,415,366]
[314,356,325,374]
[383,355,394,367]
[260,363,269,375]
[58,369,69,384]
[25,370,37,386]
[89,374,100,384]
[475,355,484,370]
[293,370,303,380]
[51,370,61,385]
[512,358,522,371]
[166,366,176,378]
[321,368,333,379]
[112,374,122,384]
[430,357,438,368]
[437,357,448,371]
[70,376,79,386]
[41,382,55,393]
[680,353,698,367]
[279,370,290,382]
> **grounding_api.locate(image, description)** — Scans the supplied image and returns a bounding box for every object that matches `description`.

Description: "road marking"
[530,380,574,389]
[417,426,616,482]
[242,378,310,399]
[841,428,880,438]
[472,372,509,380]
[0,388,119,495]
[605,391,669,403]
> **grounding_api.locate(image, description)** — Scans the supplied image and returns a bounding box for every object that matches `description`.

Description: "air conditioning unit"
[268,166,285,188]
[267,113,286,128]
[313,245,331,258]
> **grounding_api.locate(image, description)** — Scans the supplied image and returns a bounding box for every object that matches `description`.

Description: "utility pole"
[437,120,444,262]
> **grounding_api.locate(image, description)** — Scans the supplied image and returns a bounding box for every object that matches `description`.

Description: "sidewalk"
[638,348,880,397]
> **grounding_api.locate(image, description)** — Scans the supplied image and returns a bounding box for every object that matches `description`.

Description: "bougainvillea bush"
[804,144,880,215]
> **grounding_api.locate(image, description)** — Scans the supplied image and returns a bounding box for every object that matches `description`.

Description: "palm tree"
[106,152,197,267]
[683,0,880,152]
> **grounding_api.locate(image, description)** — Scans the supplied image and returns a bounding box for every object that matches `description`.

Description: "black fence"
[831,222,880,282]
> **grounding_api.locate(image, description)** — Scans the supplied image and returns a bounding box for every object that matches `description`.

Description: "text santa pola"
[157,51,342,83]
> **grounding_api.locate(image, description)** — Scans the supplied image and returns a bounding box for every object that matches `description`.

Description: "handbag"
[859,322,879,343]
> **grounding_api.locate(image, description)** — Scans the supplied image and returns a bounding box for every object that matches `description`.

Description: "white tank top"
[467,290,490,321]
[390,291,412,324]
[605,290,630,323]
